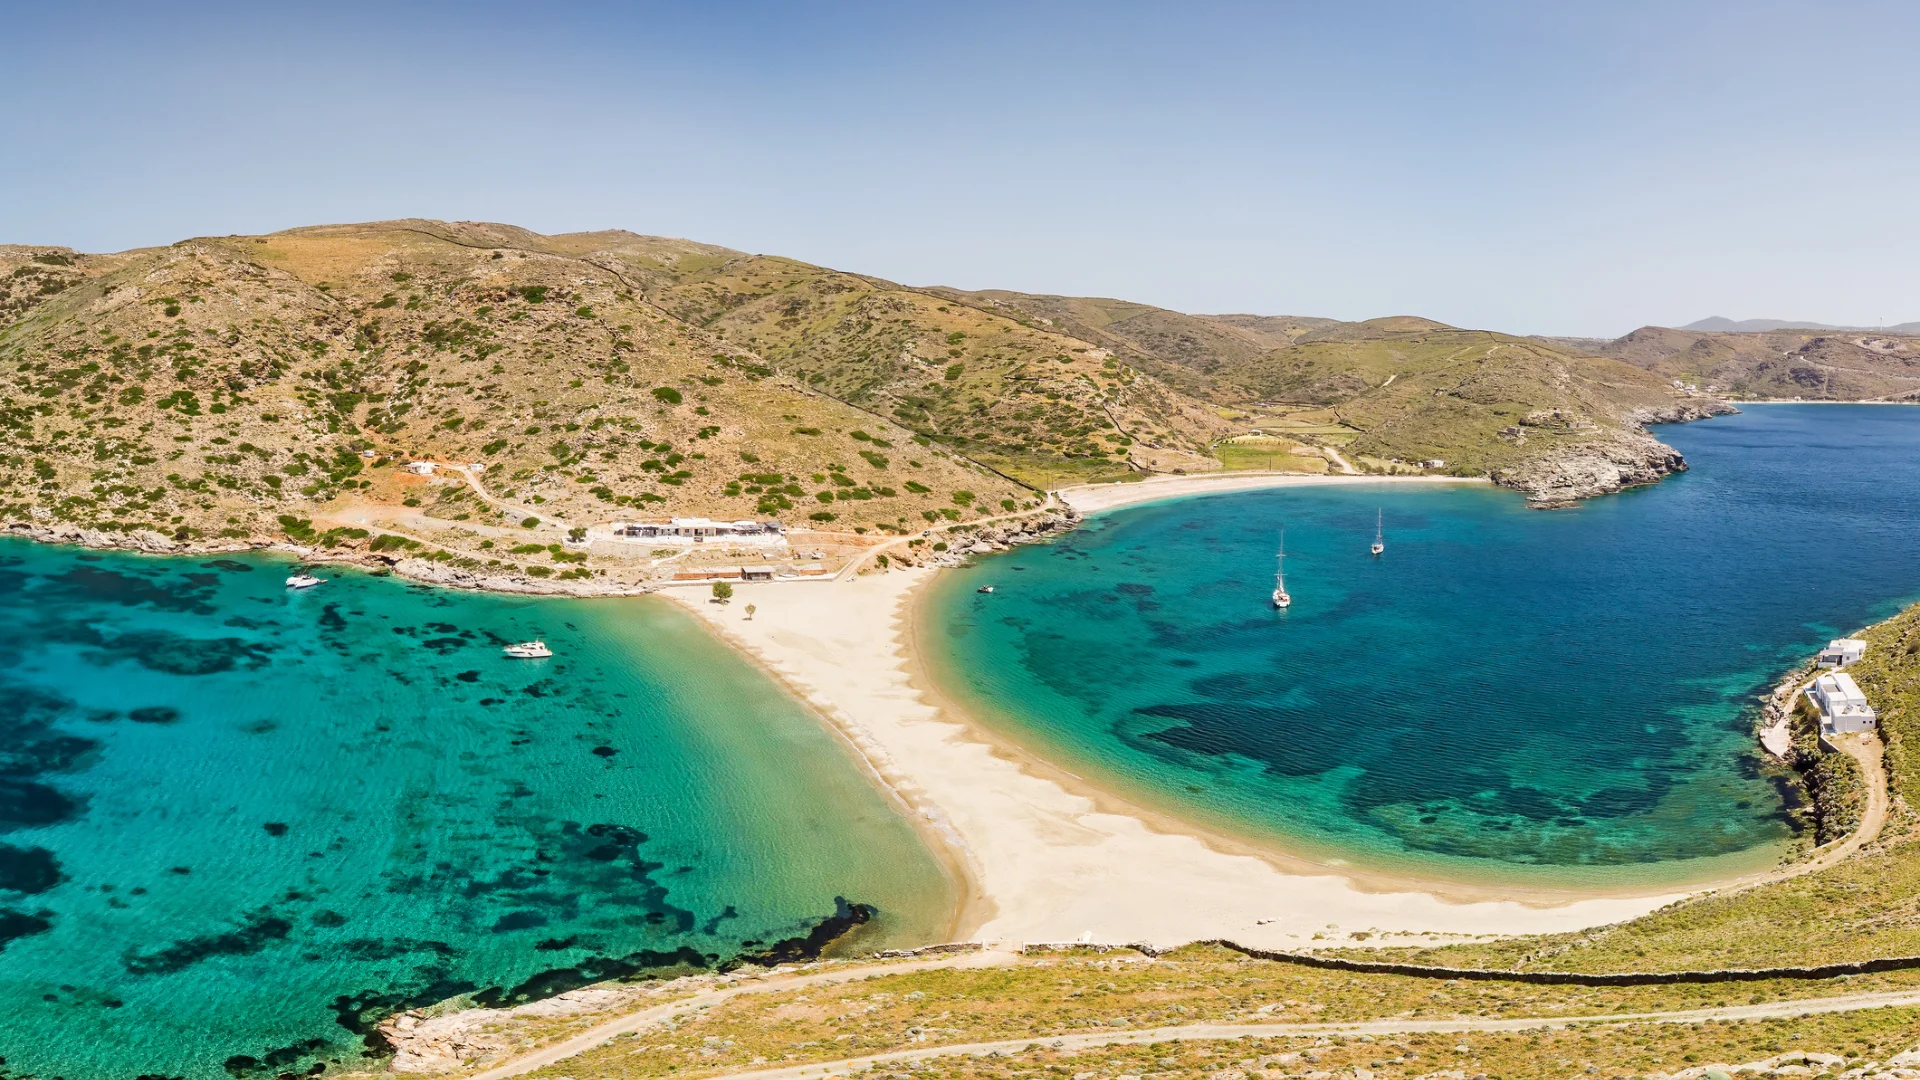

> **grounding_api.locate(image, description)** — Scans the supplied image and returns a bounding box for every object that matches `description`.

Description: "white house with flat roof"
[602,518,787,547]
[1819,638,1868,668]
[1808,671,1877,734]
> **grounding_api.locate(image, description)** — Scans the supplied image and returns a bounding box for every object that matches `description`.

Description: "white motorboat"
[977,585,995,594]
[286,573,324,589]
[1271,531,1291,609]
[503,641,553,658]
[1371,508,1385,557]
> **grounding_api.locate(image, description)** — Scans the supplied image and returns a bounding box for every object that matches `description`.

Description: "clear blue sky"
[4,2,1914,336]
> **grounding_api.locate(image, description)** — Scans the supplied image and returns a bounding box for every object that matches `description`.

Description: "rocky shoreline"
[1491,400,1737,507]
[915,508,1080,568]
[4,520,657,597]
[2,507,1085,597]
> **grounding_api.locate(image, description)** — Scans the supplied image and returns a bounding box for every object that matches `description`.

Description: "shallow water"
[0,548,950,1080]
[926,405,1920,887]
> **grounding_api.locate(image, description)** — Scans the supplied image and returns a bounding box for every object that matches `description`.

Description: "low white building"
[1818,638,1867,668]
[404,461,435,475]
[1808,671,1877,734]
[607,517,787,547]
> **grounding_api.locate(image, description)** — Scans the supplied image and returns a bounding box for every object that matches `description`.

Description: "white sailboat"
[286,573,324,589]
[1371,509,1385,557]
[1271,531,1292,609]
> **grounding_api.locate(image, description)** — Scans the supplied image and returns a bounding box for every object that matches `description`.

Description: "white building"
[1808,671,1877,734]
[608,518,787,547]
[1818,638,1867,668]
[404,461,435,475]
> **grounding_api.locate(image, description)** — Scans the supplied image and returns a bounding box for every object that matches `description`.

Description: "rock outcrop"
[1491,399,1736,508]
[913,508,1080,567]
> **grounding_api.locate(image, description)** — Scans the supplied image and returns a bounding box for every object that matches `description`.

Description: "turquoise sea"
[0,550,951,1080]
[925,405,1920,887]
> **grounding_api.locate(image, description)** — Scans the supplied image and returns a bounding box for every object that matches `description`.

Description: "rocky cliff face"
[1491,399,1736,507]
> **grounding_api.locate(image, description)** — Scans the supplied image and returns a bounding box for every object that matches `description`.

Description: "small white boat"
[977,585,995,594]
[503,641,552,659]
[1272,531,1291,609]
[1371,509,1385,557]
[286,573,324,589]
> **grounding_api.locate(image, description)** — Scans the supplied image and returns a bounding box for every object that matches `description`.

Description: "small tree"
[567,526,587,543]
[744,604,757,621]
[712,581,734,603]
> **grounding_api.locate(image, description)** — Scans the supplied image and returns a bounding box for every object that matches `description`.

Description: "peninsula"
[1,219,1782,589]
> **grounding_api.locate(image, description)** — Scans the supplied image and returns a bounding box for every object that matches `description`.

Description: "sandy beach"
[663,562,1691,952]
[1056,472,1489,516]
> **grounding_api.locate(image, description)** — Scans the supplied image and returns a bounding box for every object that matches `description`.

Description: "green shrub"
[651,387,683,405]
[520,517,540,529]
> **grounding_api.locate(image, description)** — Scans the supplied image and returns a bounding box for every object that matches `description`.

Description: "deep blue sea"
[925,405,1920,886]
[0,552,949,1080]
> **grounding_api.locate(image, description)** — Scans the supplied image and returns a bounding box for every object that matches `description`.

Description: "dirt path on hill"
[833,497,1064,580]
[704,987,1920,1080]
[460,963,1920,1080]
[462,951,1022,1080]
[1322,446,1359,474]
[1733,731,1888,892]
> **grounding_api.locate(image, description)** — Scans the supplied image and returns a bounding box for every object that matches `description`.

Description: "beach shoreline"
[3,467,1857,950]
[663,564,1715,952]
[1056,472,1489,517]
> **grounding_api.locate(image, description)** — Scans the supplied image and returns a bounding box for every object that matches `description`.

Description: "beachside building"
[1818,638,1868,668]
[609,518,787,546]
[1808,671,1878,734]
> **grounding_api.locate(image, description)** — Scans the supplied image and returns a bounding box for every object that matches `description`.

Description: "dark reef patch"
[122,908,293,975]
[728,897,875,969]
[129,706,182,725]
[82,630,275,675]
[0,844,64,894]
[469,944,713,1009]
[263,822,289,837]
[221,1036,327,1079]
[492,911,549,933]
[337,937,455,961]
[40,565,220,614]
[0,907,53,948]
[0,779,85,830]
[201,560,254,573]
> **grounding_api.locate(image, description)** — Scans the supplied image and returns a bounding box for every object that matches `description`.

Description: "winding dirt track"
[464,954,1920,1080]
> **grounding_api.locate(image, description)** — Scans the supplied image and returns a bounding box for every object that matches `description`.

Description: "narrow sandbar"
[663,566,1695,951]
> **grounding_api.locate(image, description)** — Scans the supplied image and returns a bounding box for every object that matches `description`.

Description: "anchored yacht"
[503,641,553,658]
[1271,531,1292,609]
[285,573,324,589]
